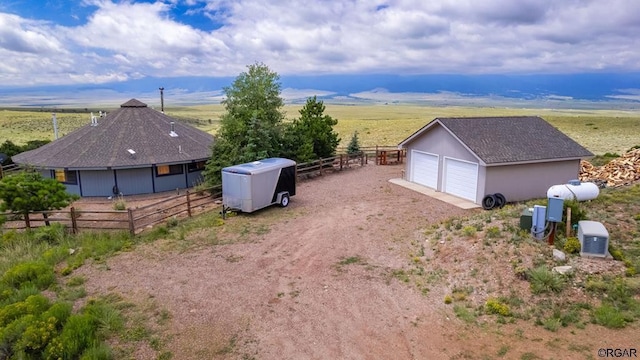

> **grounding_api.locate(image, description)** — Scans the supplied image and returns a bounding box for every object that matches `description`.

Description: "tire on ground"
[482,194,497,210]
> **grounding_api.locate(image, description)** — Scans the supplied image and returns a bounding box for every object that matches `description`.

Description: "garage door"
[411,151,438,189]
[444,158,478,201]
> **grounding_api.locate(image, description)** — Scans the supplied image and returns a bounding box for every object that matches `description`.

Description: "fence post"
[127,208,135,236]
[70,207,78,234]
[361,152,365,166]
[24,213,31,230]
[375,145,379,165]
[186,190,192,217]
[340,154,343,171]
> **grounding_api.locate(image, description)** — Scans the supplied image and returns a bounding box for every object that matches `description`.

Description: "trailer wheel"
[280,194,290,207]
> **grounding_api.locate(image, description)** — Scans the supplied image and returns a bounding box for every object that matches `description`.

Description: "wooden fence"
[2,185,223,235]
[0,151,375,235]
[336,146,406,166]
[0,163,20,179]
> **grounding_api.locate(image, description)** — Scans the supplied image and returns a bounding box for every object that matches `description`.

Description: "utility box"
[520,208,533,230]
[222,158,296,213]
[546,197,564,223]
[578,220,609,258]
[531,205,546,240]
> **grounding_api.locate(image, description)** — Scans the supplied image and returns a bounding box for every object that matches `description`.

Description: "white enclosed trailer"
[222,158,296,213]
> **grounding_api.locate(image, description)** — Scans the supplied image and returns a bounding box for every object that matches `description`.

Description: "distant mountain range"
[1,73,639,109]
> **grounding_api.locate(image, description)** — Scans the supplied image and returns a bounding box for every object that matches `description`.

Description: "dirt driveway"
[76,164,638,359]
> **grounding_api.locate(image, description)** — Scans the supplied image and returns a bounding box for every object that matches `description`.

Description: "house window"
[156,164,184,176]
[187,161,206,172]
[54,169,78,185]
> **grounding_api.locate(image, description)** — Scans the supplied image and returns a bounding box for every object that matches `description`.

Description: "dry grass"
[2,104,640,155]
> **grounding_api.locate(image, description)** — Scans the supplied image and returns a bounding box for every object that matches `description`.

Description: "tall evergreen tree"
[203,63,285,184]
[282,96,340,162]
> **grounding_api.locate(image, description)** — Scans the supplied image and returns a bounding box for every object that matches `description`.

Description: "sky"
[1,0,640,107]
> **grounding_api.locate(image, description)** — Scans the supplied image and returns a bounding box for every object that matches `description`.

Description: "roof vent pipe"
[159,87,165,113]
[169,121,178,137]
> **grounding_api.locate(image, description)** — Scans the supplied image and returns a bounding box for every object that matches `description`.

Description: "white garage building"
[398,116,594,205]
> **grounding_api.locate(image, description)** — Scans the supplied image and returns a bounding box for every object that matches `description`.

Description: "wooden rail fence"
[2,185,222,235]
[0,149,404,235]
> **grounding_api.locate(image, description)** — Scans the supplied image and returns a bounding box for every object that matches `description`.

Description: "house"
[398,116,593,204]
[12,99,214,197]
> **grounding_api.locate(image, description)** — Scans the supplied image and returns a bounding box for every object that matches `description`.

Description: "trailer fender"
[277,192,290,207]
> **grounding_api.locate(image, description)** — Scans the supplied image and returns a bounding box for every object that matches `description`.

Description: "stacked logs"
[579,148,640,187]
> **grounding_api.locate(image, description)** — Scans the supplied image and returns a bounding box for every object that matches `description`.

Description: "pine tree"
[202,63,285,184]
[347,131,361,154]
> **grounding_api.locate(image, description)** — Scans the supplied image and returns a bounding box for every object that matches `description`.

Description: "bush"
[528,266,565,294]
[609,245,625,261]
[32,223,67,244]
[485,226,501,238]
[593,304,626,328]
[1,262,55,290]
[80,343,113,360]
[112,200,126,211]
[166,217,179,228]
[563,237,581,254]
[0,297,45,327]
[542,317,562,332]
[462,226,477,237]
[485,298,511,316]
[45,314,98,359]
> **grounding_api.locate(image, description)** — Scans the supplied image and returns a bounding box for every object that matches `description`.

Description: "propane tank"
[547,180,599,201]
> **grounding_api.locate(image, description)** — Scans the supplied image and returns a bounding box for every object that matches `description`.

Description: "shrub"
[562,200,588,229]
[0,294,51,327]
[444,295,453,304]
[45,314,99,359]
[16,315,59,353]
[112,194,127,211]
[43,302,72,326]
[83,299,124,335]
[166,217,179,228]
[593,304,626,328]
[32,223,67,244]
[2,262,55,290]
[609,245,624,261]
[485,298,511,316]
[485,226,501,238]
[462,226,476,237]
[542,317,562,332]
[79,343,113,360]
[528,266,565,294]
[563,237,581,254]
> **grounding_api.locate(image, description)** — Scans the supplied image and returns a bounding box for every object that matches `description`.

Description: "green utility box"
[520,208,533,230]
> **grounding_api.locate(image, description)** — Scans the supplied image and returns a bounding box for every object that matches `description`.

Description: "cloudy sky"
[1,0,639,105]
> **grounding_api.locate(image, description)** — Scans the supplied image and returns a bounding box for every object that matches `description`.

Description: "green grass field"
[2,104,639,155]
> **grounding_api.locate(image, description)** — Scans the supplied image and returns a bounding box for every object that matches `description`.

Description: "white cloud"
[0,0,639,86]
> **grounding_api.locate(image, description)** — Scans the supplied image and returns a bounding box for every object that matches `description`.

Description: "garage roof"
[399,116,593,164]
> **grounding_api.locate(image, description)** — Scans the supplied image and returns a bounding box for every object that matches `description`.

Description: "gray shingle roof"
[13,99,214,169]
[400,116,593,164]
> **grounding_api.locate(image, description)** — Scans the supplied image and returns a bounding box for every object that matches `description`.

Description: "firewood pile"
[579,148,640,187]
